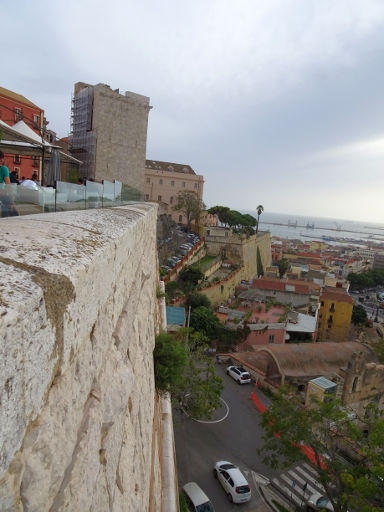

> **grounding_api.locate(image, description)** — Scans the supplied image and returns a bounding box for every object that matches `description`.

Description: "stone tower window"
[352,376,359,393]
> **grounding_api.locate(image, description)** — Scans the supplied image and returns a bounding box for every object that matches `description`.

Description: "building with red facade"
[0,86,44,179]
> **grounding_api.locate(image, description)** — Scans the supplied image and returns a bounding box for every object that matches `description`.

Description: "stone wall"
[0,204,172,511]
[204,227,271,280]
[92,83,151,191]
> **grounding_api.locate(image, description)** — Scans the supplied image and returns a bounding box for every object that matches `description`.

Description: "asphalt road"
[174,364,278,511]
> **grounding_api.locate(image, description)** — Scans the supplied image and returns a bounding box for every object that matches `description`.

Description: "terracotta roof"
[321,287,353,304]
[295,252,321,259]
[145,159,196,175]
[0,86,42,110]
[236,342,375,378]
[251,277,310,295]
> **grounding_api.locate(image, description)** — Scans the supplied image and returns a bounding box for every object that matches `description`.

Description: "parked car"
[213,461,251,503]
[226,366,251,384]
[306,493,334,511]
[182,482,215,512]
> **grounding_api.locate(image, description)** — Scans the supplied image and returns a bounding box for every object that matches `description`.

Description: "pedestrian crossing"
[271,461,325,508]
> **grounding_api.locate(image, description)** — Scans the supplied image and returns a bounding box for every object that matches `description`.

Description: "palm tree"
[256,205,264,234]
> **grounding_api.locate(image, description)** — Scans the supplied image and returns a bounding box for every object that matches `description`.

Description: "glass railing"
[2,180,144,218]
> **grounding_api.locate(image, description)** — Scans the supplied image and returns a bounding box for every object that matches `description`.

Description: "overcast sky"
[4,0,384,222]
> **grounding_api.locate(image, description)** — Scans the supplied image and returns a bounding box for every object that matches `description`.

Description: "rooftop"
[145,159,196,175]
[0,86,42,110]
[321,287,353,304]
[236,342,375,378]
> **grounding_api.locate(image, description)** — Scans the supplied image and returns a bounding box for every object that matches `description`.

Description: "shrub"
[153,332,188,392]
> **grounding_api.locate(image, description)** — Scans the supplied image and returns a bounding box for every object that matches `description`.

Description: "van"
[182,482,215,512]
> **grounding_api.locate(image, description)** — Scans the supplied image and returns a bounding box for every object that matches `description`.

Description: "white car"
[182,482,215,511]
[226,365,251,384]
[213,461,251,503]
[306,492,334,511]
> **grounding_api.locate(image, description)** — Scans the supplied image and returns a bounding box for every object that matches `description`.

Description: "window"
[182,182,186,187]
[178,215,182,222]
[146,177,150,183]
[32,156,39,167]
[14,155,21,164]
[15,107,22,121]
[170,196,173,204]
[330,303,335,312]
[268,335,275,344]
[158,195,162,201]
[145,194,149,200]
[171,180,174,186]
[194,183,198,189]
[352,376,359,392]
[159,179,163,184]
[206,229,210,236]
[33,114,40,125]
[321,301,324,307]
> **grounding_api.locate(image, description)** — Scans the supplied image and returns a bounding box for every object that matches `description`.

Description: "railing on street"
[6,180,143,217]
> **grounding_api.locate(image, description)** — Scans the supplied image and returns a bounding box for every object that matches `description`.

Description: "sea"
[243,210,384,247]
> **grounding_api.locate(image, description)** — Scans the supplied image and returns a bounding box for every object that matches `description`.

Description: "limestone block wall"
[93,84,151,191]
[0,204,170,511]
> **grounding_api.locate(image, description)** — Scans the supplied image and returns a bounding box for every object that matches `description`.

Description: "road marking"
[188,397,230,424]
[251,470,270,486]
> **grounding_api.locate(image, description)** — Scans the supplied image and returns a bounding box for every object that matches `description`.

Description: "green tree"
[257,246,264,276]
[348,270,384,290]
[171,329,223,419]
[256,204,264,234]
[351,304,368,325]
[277,257,291,278]
[185,292,211,310]
[153,332,188,391]
[173,190,205,230]
[165,280,179,302]
[178,266,204,293]
[190,306,220,339]
[259,386,384,512]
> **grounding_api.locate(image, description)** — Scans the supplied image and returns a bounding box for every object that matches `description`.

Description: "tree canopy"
[348,269,384,290]
[207,205,257,236]
[185,292,211,310]
[173,190,205,230]
[259,386,384,512]
[276,257,291,278]
[351,304,368,325]
[153,329,223,419]
[178,266,204,293]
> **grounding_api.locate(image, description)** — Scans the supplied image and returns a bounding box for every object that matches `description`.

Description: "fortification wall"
[0,205,170,511]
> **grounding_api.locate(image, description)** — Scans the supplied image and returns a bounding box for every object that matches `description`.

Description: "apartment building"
[143,160,204,224]
[70,82,151,192]
[317,287,353,342]
[0,86,44,179]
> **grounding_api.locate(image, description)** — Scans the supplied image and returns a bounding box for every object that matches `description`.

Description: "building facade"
[143,160,204,225]
[373,252,384,270]
[317,287,353,342]
[70,82,151,192]
[203,226,272,281]
[0,86,44,179]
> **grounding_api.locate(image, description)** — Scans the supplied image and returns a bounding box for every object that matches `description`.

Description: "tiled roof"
[236,342,375,378]
[0,86,42,110]
[145,159,196,175]
[321,287,353,304]
[251,277,310,295]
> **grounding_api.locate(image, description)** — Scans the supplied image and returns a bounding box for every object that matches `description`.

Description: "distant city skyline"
[3,0,384,222]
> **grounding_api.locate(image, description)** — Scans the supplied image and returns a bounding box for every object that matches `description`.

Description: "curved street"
[174,364,277,511]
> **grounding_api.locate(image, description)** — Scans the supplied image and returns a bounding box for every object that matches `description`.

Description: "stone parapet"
[0,204,176,511]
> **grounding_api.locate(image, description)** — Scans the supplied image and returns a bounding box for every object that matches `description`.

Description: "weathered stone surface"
[0,204,164,511]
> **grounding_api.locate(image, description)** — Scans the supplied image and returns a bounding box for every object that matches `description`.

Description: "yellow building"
[317,287,353,342]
